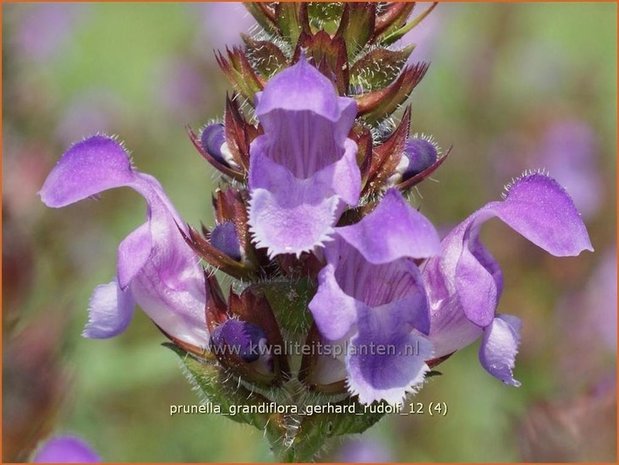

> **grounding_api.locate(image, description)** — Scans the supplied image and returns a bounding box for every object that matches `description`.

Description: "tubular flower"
[39,135,208,349]
[309,189,441,404]
[422,173,593,385]
[248,57,361,257]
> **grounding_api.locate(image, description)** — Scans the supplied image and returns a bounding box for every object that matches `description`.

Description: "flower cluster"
[39,2,592,459]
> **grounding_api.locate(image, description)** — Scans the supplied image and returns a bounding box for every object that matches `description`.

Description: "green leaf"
[338,3,376,58]
[307,2,345,35]
[164,343,277,430]
[242,35,288,79]
[350,45,415,92]
[276,3,303,46]
[166,343,388,462]
[244,3,278,35]
[356,62,429,123]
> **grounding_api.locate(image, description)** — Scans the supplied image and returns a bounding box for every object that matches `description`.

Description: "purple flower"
[248,57,361,257]
[336,438,393,463]
[492,119,602,220]
[309,189,441,404]
[555,248,616,384]
[56,89,123,146]
[194,2,256,54]
[12,4,85,64]
[32,436,100,463]
[583,248,616,351]
[39,135,208,349]
[423,173,593,385]
[155,57,212,121]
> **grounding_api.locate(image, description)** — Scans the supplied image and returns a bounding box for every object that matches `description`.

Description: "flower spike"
[38,4,595,460]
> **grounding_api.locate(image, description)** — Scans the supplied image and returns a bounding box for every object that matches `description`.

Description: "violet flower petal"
[83,279,135,338]
[249,150,344,257]
[347,304,433,405]
[310,190,440,403]
[33,436,100,463]
[117,222,152,289]
[425,172,592,359]
[200,123,233,166]
[490,173,593,256]
[39,135,208,348]
[309,259,361,341]
[255,56,357,128]
[401,137,439,179]
[39,135,135,206]
[337,188,440,264]
[248,58,360,257]
[311,238,432,342]
[460,172,593,326]
[479,314,522,386]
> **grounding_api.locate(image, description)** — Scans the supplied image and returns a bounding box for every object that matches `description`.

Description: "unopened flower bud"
[211,319,267,363]
[200,123,238,168]
[210,221,242,261]
[399,136,439,179]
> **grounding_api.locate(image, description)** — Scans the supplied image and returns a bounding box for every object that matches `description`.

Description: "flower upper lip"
[247,58,361,258]
[39,135,209,348]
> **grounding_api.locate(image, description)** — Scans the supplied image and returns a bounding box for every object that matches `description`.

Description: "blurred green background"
[3,2,616,462]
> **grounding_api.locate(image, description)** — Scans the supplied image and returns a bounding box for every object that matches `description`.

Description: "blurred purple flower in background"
[335,438,393,463]
[555,247,616,386]
[194,2,256,53]
[32,436,100,463]
[518,378,616,462]
[57,90,125,146]
[586,249,617,351]
[3,141,51,221]
[154,57,212,122]
[4,315,70,461]
[399,2,443,62]
[492,118,603,220]
[538,120,602,219]
[11,4,85,63]
[524,246,617,461]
